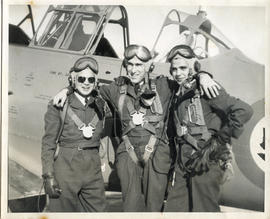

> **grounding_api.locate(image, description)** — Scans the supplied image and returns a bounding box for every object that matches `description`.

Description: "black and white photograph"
[1,0,269,218]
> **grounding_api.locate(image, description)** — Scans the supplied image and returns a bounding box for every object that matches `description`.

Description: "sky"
[8,4,266,64]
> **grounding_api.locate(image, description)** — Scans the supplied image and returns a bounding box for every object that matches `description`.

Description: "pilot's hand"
[209,141,233,163]
[219,161,234,184]
[114,76,130,86]
[199,74,221,99]
[53,88,69,107]
[42,172,62,199]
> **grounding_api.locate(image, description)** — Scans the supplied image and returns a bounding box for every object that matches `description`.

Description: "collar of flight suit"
[174,81,198,108]
[124,82,140,99]
[68,92,100,110]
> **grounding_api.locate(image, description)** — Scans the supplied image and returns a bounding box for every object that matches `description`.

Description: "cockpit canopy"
[29,5,130,58]
[151,10,235,62]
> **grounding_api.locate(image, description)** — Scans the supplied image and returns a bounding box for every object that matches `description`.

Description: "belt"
[77,146,98,151]
[59,145,98,151]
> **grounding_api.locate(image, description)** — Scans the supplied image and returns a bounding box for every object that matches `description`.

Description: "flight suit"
[100,76,175,212]
[164,82,253,212]
[41,93,107,212]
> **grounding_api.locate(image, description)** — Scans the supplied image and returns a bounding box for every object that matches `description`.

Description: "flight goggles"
[77,76,96,84]
[167,45,196,62]
[124,44,152,62]
[70,56,98,74]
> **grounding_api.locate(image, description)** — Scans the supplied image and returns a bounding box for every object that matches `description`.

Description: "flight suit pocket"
[92,149,102,169]
[54,147,76,170]
[152,143,171,174]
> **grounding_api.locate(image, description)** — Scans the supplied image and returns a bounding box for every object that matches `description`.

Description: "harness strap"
[150,82,163,114]
[175,125,211,150]
[89,114,99,127]
[56,101,69,144]
[144,115,163,123]
[67,107,99,129]
[189,126,208,135]
[189,126,211,140]
[151,92,163,114]
[122,121,136,136]
[122,134,157,164]
[142,122,156,135]
[142,135,157,162]
[126,97,138,114]
[183,134,200,151]
[175,89,212,150]
[118,83,161,164]
[122,135,139,164]
[188,94,206,126]
[174,109,184,137]
[118,84,127,115]
[54,101,69,160]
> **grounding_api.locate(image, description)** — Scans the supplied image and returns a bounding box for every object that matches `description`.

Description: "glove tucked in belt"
[42,172,62,199]
[185,131,233,175]
[209,131,233,162]
[185,136,220,175]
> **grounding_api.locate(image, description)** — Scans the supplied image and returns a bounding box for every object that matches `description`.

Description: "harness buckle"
[79,124,85,130]
[145,145,154,152]
[120,85,127,94]
[77,146,83,151]
[177,125,188,136]
[127,145,134,151]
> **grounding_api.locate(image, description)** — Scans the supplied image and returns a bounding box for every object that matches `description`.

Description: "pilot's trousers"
[116,149,168,212]
[164,163,225,212]
[48,147,107,212]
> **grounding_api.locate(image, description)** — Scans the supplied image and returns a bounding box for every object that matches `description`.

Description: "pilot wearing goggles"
[164,45,253,212]
[52,44,220,212]
[41,56,107,212]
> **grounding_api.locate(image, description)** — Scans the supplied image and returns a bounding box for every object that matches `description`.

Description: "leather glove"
[215,125,232,144]
[114,76,130,86]
[42,172,62,199]
[209,128,233,162]
[185,137,218,175]
[209,142,233,163]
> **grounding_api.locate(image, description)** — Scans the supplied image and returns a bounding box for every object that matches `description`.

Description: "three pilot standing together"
[41,44,253,212]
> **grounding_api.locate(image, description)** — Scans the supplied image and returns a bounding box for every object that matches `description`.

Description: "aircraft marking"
[233,100,264,189]
[34,94,51,102]
[250,118,266,171]
[9,106,18,119]
[24,72,35,87]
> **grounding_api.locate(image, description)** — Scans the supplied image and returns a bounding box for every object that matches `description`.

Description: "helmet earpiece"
[122,59,128,68]
[68,76,72,86]
[194,60,201,73]
[69,71,77,87]
[188,68,193,80]
[149,63,155,73]
[188,60,201,76]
